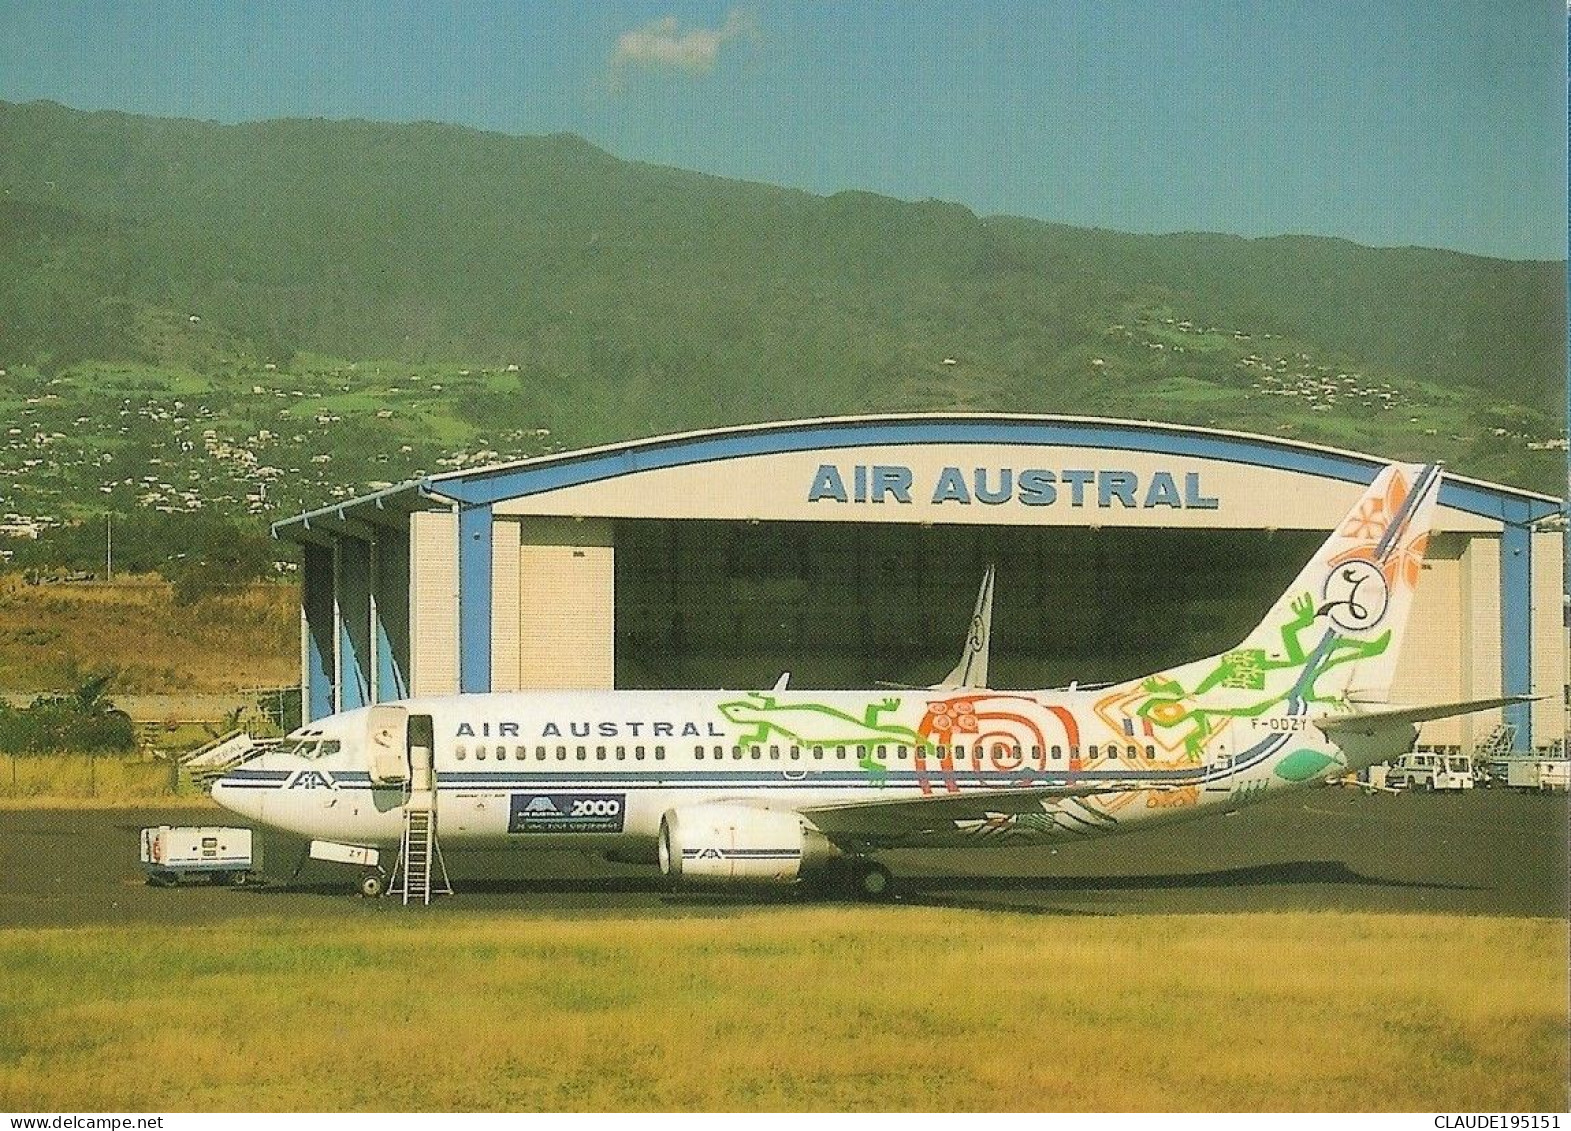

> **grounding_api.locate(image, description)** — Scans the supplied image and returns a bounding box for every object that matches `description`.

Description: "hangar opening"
[612,519,1322,691]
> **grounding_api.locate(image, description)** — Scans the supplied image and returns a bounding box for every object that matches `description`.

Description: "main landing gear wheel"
[850,860,894,901]
[357,870,387,899]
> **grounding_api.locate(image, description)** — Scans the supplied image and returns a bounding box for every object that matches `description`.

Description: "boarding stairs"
[1474,724,1517,759]
[183,731,275,787]
[388,789,452,906]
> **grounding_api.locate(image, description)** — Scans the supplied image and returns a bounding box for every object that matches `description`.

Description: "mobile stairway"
[387,787,452,906]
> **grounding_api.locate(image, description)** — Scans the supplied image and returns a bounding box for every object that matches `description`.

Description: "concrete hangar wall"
[273,414,1566,753]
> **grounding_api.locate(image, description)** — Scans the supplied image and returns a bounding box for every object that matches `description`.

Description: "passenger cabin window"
[596,746,607,761]
[455,745,467,760]
[556,746,567,761]
[654,746,666,760]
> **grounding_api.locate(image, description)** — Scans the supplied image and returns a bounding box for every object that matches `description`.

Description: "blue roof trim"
[422,416,1560,524]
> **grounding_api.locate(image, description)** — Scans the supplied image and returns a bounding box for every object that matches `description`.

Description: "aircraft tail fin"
[1163,462,1444,711]
[936,564,995,690]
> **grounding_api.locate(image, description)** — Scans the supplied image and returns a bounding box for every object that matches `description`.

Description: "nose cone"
[210,772,266,824]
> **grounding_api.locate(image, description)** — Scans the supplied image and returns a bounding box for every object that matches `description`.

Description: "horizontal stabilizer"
[1314,695,1536,738]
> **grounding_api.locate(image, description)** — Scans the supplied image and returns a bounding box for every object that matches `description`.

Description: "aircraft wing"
[1312,695,1536,738]
[798,781,1154,841]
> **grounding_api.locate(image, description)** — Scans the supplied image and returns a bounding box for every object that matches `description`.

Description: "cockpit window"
[281,737,339,760]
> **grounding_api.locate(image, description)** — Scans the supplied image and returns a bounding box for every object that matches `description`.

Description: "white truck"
[140,825,259,887]
[1486,756,1570,791]
[1535,759,1569,792]
[1387,751,1473,791]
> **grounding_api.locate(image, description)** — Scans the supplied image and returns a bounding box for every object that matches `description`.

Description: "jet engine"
[658,803,837,885]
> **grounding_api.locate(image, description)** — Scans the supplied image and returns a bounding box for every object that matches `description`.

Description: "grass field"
[0,752,186,805]
[0,911,1564,1112]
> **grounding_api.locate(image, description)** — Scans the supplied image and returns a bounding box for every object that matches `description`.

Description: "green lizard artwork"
[716,693,923,784]
[1134,592,1391,761]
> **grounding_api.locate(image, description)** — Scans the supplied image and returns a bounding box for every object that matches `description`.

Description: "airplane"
[212,461,1527,899]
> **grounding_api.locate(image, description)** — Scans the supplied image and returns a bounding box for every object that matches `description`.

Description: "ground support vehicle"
[139,825,259,887]
[1388,751,1473,791]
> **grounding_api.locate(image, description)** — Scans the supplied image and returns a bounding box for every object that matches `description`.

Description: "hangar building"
[273,415,1566,753]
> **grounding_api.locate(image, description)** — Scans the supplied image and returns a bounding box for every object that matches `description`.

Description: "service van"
[1388,751,1473,791]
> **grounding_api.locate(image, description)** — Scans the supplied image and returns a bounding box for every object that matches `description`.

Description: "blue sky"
[2,1,1565,259]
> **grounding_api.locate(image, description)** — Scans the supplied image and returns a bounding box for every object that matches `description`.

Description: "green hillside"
[0,98,1563,534]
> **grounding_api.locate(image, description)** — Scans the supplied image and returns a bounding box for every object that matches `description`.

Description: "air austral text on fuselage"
[806,464,1220,509]
[457,719,728,739]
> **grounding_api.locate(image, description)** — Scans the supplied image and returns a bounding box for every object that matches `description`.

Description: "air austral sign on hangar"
[806,464,1220,510]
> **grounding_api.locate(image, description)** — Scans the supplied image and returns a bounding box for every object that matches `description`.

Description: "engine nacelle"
[658,803,836,885]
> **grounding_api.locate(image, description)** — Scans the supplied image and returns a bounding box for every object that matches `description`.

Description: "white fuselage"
[211,685,1392,855]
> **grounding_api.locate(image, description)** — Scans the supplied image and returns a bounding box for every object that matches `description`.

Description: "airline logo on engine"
[508,793,625,835]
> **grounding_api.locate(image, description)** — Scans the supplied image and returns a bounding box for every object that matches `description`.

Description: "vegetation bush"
[0,676,135,753]
[4,513,279,599]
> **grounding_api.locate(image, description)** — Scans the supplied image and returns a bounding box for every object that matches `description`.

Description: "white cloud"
[609,8,756,89]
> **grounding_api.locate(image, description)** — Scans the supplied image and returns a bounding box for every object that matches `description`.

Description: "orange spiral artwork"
[913,693,1080,794]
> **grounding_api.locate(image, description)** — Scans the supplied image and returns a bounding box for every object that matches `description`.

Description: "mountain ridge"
[0,99,1562,511]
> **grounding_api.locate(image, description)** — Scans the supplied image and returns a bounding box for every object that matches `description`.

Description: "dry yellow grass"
[0,911,1564,1112]
[0,576,297,694]
[0,752,187,804]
